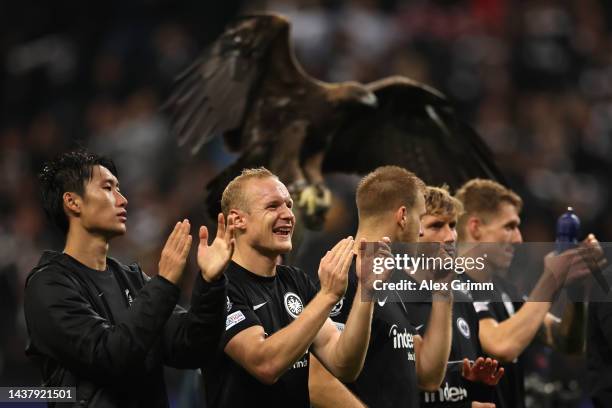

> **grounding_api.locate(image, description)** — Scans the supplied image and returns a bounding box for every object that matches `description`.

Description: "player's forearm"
[417,296,452,390]
[26,272,180,380]
[480,270,558,361]
[163,274,227,368]
[481,302,550,362]
[332,284,374,381]
[309,355,366,408]
[472,402,496,408]
[255,291,337,382]
[529,267,562,302]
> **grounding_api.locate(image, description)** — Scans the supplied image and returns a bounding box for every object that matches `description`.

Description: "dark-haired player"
[25,150,234,407]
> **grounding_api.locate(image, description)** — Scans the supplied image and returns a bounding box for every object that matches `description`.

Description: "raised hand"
[357,237,393,298]
[462,357,504,386]
[197,213,236,282]
[578,234,607,278]
[318,237,355,302]
[543,247,590,290]
[159,219,193,285]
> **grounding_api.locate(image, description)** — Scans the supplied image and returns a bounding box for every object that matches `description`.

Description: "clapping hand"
[318,237,355,302]
[158,219,193,285]
[197,213,236,282]
[357,237,393,299]
[462,357,504,386]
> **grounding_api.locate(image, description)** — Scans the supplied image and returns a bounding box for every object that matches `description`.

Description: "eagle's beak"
[360,93,378,107]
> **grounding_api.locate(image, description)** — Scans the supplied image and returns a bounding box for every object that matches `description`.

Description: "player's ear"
[63,192,82,216]
[395,206,407,229]
[230,209,246,230]
[467,216,481,240]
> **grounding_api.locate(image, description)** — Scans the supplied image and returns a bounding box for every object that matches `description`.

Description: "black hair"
[38,150,118,234]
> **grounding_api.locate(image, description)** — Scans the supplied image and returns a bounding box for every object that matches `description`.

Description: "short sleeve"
[221,281,262,348]
[473,301,496,321]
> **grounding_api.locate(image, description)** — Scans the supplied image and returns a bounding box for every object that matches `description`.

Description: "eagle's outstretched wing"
[322,76,504,188]
[168,14,379,224]
[164,14,303,155]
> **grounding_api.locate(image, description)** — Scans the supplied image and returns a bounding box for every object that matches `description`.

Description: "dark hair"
[39,150,118,234]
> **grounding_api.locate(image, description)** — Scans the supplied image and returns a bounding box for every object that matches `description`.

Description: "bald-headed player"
[455,179,597,408]
[203,168,388,408]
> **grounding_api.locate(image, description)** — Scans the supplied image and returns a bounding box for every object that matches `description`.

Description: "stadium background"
[1,0,611,406]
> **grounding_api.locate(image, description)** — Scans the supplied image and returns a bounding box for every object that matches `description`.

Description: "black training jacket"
[24,250,227,407]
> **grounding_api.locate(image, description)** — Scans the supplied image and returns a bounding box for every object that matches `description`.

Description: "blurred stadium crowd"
[1,0,611,406]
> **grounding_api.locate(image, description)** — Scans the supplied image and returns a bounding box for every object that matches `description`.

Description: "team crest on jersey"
[284,292,304,318]
[226,296,233,312]
[456,317,471,339]
[330,297,344,317]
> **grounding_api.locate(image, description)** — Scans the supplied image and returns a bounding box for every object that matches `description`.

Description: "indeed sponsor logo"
[423,382,468,403]
[292,355,308,370]
[388,324,415,361]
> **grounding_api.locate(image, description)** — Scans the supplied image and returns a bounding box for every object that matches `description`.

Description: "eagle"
[164,13,503,229]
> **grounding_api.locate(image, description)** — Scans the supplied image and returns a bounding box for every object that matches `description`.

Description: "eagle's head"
[332,82,378,108]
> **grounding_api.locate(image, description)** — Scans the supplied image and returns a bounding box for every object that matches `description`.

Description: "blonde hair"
[356,166,425,219]
[455,178,523,239]
[425,185,463,219]
[221,167,277,216]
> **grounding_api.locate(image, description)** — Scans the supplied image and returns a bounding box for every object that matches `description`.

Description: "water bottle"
[555,207,580,254]
[557,207,610,294]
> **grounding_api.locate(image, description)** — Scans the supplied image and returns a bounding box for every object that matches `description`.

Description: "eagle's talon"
[295,183,331,230]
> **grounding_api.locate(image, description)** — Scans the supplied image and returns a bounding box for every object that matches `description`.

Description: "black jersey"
[84,261,131,324]
[330,265,420,408]
[469,275,526,408]
[404,285,494,407]
[203,261,318,408]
